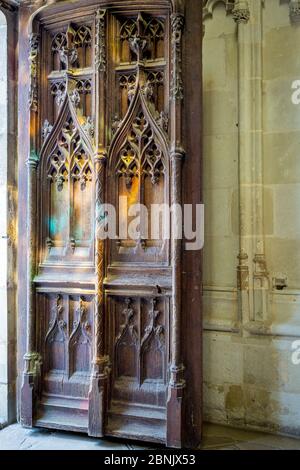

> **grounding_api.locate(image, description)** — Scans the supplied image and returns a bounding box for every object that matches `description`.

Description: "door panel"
[19,0,202,449]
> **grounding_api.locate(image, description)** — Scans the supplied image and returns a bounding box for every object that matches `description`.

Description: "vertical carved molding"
[95,9,106,72]
[170,13,184,101]
[235,0,269,334]
[28,33,39,113]
[88,8,108,438]
[88,153,108,438]
[167,8,185,449]
[21,150,40,428]
[21,25,41,427]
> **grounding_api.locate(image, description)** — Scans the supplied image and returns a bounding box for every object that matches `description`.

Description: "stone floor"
[1,423,300,450]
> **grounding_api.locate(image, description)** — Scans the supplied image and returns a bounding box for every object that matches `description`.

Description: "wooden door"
[19,0,202,449]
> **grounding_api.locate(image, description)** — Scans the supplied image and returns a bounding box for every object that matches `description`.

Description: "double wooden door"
[19,0,202,449]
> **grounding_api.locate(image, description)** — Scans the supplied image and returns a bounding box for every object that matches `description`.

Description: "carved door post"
[166,10,186,448]
[21,32,41,428]
[88,8,110,438]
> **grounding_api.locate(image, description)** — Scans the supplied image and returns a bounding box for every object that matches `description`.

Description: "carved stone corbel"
[289,0,300,22]
[232,0,250,24]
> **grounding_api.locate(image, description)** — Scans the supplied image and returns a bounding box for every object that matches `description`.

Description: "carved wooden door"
[19,0,202,449]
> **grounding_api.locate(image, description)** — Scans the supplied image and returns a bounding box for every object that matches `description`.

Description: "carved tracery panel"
[108,12,169,264]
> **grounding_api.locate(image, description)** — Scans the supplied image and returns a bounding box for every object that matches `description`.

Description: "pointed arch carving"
[108,80,169,258]
[203,0,236,20]
[39,95,94,260]
[110,84,168,186]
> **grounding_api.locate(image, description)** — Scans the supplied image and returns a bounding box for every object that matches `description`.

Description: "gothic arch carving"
[203,0,236,20]
[109,81,169,175]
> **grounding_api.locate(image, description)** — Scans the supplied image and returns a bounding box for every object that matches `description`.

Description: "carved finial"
[129,12,148,63]
[128,81,137,103]
[42,120,53,141]
[59,24,78,69]
[142,81,154,102]
[232,0,250,24]
[69,89,80,108]
[82,116,95,139]
[157,111,169,132]
[112,114,122,135]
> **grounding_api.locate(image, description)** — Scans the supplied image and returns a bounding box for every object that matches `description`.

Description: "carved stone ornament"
[203,0,236,20]
[232,0,250,24]
[290,0,300,22]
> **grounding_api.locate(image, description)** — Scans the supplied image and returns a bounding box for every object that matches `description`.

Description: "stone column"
[234,0,269,333]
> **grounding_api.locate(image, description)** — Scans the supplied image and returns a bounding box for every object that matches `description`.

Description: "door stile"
[21,26,42,428]
[88,8,110,438]
[166,7,186,448]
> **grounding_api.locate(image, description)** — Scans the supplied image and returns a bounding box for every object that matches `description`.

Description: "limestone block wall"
[0,10,8,424]
[0,6,17,426]
[203,0,300,435]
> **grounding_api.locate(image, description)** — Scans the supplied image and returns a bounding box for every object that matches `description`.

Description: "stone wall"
[0,10,8,425]
[0,5,17,426]
[203,0,300,435]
